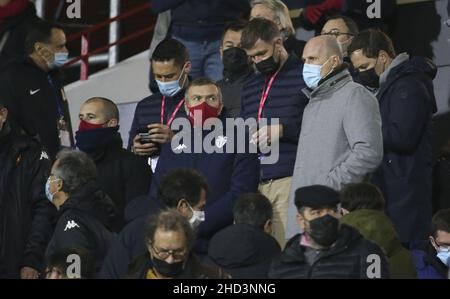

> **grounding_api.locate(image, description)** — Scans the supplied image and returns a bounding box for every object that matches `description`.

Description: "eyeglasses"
[321,29,354,38]
[149,243,187,260]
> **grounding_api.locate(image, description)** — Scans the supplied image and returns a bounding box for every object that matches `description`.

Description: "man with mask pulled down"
[0,21,73,159]
[75,97,152,232]
[148,78,260,258]
[269,185,389,279]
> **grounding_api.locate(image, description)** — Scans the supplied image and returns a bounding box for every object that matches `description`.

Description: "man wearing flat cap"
[268,185,390,279]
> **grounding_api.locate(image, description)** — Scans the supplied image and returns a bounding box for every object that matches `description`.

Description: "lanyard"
[161,96,185,126]
[47,75,64,119]
[257,70,280,123]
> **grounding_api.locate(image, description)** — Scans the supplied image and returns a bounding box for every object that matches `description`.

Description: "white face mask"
[436,247,450,266]
[188,203,205,229]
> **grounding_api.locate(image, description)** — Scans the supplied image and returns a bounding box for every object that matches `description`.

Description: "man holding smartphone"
[129,38,191,170]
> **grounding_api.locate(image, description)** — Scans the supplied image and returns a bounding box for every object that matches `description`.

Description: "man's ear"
[184,61,192,75]
[429,235,438,250]
[264,219,272,234]
[296,212,304,230]
[107,118,118,127]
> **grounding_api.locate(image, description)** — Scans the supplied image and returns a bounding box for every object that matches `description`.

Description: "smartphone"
[137,127,152,144]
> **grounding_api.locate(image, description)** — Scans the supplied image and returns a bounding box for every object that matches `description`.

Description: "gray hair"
[54,149,97,194]
[251,0,295,37]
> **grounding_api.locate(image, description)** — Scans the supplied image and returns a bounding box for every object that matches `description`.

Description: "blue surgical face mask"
[436,247,450,266]
[156,66,186,97]
[45,177,60,203]
[302,57,333,89]
[49,52,69,69]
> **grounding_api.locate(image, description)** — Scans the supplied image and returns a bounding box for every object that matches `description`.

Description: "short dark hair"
[347,28,396,59]
[45,247,95,279]
[151,38,189,68]
[25,20,63,55]
[431,209,450,237]
[325,15,359,36]
[158,169,209,208]
[241,18,281,50]
[85,97,119,122]
[221,19,248,43]
[54,149,97,194]
[144,209,195,249]
[233,193,273,230]
[185,77,222,100]
[340,183,385,212]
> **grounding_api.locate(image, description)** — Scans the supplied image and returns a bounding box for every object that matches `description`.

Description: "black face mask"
[358,67,380,90]
[152,257,185,278]
[75,126,119,153]
[255,45,280,76]
[307,214,339,247]
[222,47,250,75]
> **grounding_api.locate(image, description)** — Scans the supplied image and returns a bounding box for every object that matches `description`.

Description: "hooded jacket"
[45,181,116,272]
[207,224,281,279]
[372,54,437,243]
[341,209,417,279]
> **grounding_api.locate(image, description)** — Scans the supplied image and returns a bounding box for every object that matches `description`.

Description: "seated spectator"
[76,97,152,232]
[0,0,39,69]
[0,95,55,279]
[45,149,116,274]
[340,183,417,279]
[99,169,208,279]
[217,20,254,118]
[250,0,306,58]
[411,209,450,279]
[208,193,281,278]
[127,210,230,279]
[44,247,95,279]
[149,77,259,256]
[269,185,389,279]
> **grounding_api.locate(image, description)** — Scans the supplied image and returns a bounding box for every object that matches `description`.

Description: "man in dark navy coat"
[150,77,260,256]
[349,29,437,245]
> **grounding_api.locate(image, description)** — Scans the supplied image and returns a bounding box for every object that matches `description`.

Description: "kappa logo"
[215,136,227,149]
[173,144,187,151]
[64,220,80,231]
[40,151,49,161]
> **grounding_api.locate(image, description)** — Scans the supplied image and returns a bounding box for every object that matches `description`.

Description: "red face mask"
[188,102,220,127]
[78,119,106,132]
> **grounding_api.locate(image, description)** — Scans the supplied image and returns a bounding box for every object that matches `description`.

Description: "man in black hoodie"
[75,97,151,232]
[45,149,116,274]
[207,193,281,278]
[0,96,56,279]
[348,29,437,246]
